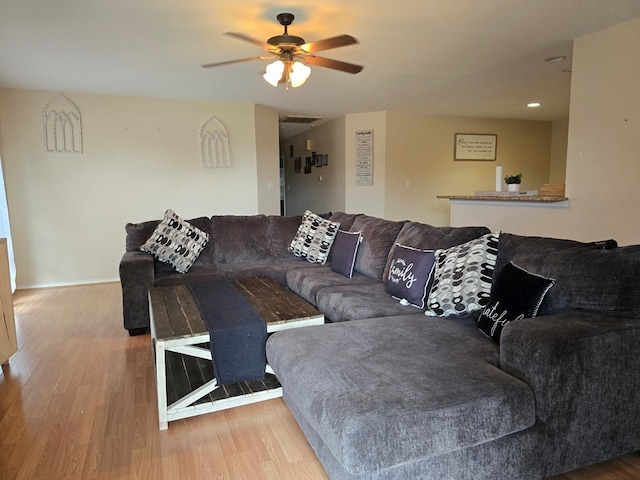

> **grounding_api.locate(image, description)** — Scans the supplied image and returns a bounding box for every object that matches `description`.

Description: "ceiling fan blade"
[301,34,358,53]
[201,56,269,68]
[224,32,272,50]
[304,55,363,74]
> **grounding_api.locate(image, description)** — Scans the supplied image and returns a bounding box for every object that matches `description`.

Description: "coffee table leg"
[155,340,169,430]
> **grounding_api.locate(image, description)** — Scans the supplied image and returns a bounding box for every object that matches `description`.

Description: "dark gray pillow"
[477,261,555,342]
[330,230,362,278]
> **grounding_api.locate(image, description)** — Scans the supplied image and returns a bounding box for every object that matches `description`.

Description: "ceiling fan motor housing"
[269,13,305,47]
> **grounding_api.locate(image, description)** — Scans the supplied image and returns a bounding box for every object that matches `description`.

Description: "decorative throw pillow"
[140,209,209,273]
[426,232,500,317]
[386,244,435,308]
[477,262,555,342]
[330,230,362,278]
[289,210,340,265]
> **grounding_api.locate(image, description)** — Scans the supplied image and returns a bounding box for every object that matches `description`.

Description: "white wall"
[449,16,640,246]
[0,89,279,287]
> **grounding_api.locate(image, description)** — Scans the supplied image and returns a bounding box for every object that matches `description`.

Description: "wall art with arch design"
[199,116,231,168]
[42,94,83,153]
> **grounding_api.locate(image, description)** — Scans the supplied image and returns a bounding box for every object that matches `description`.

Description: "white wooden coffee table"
[149,276,324,430]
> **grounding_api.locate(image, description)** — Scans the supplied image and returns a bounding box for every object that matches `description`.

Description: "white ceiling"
[2,0,640,138]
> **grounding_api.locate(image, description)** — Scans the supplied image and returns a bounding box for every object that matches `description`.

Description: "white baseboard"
[16,277,120,291]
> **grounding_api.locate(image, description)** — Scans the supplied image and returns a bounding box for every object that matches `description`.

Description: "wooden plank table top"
[232,276,324,330]
[150,276,324,342]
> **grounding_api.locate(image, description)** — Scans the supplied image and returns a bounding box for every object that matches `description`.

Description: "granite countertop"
[437,195,568,203]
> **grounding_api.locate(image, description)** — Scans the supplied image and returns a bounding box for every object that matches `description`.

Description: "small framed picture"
[454,133,497,161]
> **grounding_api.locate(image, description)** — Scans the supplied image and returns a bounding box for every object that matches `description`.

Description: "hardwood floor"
[1,282,638,479]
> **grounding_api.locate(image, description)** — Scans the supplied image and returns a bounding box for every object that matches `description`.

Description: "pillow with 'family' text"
[386,244,435,309]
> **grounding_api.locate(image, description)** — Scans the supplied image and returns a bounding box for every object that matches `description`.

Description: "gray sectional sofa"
[119,211,640,479]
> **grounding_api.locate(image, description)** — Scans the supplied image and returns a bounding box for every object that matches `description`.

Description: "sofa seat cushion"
[266,315,534,475]
[153,266,226,287]
[287,266,378,306]
[315,282,427,322]
[215,259,319,287]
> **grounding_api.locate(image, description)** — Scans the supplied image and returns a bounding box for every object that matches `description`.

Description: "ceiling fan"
[201,13,363,89]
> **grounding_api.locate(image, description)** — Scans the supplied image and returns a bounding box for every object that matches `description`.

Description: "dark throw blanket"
[188,281,267,386]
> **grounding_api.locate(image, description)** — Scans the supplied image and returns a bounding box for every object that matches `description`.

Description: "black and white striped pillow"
[141,209,209,273]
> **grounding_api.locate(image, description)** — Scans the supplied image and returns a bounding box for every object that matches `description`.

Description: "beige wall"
[0,89,279,287]
[449,16,640,246]
[384,112,552,225]
[345,112,387,217]
[549,118,568,183]
[255,104,281,215]
[282,117,347,216]
[294,111,552,226]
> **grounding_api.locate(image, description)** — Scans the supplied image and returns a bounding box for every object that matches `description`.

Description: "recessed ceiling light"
[545,55,566,63]
[527,102,542,108]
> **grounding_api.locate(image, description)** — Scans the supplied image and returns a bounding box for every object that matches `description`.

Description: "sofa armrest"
[500,310,640,470]
[119,251,155,333]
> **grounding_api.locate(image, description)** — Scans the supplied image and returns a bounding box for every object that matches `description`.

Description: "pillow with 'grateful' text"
[476,261,555,342]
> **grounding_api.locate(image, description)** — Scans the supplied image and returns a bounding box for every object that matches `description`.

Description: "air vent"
[279,115,323,124]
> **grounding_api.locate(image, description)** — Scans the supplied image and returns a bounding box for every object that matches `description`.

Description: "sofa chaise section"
[266,314,538,479]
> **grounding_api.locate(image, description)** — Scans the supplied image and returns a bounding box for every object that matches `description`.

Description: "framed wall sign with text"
[454,133,497,161]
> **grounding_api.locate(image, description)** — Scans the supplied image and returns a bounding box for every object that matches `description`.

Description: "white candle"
[495,164,503,192]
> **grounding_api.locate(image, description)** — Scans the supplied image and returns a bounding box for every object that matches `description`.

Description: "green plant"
[504,173,522,184]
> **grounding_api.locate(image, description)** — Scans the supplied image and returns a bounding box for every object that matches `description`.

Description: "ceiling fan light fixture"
[290,61,311,88]
[263,60,285,87]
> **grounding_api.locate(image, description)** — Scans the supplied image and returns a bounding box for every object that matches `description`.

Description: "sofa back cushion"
[349,215,405,280]
[496,233,640,318]
[385,222,490,277]
[210,215,270,264]
[267,214,304,259]
[125,215,214,268]
[329,212,362,231]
